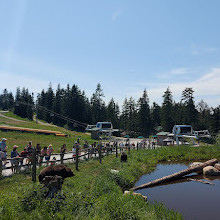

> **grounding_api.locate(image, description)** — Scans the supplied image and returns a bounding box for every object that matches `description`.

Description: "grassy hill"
[0,111,93,152]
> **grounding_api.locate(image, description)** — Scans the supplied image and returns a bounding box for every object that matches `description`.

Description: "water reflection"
[135,163,220,220]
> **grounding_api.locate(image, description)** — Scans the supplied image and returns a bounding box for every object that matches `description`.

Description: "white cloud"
[127,68,220,107]
[170,67,190,75]
[112,10,122,21]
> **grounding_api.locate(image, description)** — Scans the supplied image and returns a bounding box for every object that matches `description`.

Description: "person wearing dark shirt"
[120,152,127,162]
[10,145,20,173]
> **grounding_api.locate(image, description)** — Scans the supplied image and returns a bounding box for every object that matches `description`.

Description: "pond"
[134,162,220,220]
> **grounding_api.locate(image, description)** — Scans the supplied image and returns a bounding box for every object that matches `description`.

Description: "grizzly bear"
[39,165,74,183]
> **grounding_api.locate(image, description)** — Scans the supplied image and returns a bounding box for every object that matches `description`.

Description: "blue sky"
[1,0,220,108]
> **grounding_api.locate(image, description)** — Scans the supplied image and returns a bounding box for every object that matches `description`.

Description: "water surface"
[135,162,220,220]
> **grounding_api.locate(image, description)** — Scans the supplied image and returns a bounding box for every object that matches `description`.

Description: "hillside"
[0,111,92,152]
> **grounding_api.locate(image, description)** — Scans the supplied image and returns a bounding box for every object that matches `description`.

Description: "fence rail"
[0,140,158,181]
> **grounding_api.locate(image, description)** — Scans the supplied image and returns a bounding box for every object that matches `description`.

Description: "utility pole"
[36,101,38,124]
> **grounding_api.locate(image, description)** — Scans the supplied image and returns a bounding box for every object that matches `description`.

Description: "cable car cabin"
[172,125,198,145]
[195,130,211,138]
[85,125,96,131]
[172,125,196,136]
[96,122,113,131]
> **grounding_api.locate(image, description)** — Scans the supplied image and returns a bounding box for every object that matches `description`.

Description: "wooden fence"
[0,140,158,181]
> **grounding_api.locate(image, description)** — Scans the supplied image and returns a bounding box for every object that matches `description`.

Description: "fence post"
[128,140,131,154]
[87,148,90,160]
[137,142,139,151]
[75,146,79,171]
[32,148,37,182]
[0,160,2,177]
[98,144,102,164]
[60,153,64,164]
[95,148,97,158]
[116,142,118,157]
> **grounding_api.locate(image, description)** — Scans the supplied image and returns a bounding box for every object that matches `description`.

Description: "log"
[187,178,215,185]
[131,158,218,191]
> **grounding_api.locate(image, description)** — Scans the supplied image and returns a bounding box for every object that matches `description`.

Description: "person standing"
[45,145,54,166]
[39,146,47,165]
[10,145,20,173]
[0,138,8,167]
[72,141,78,160]
[60,144,67,163]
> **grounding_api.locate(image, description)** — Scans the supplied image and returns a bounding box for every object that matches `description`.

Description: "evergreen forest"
[0,83,219,137]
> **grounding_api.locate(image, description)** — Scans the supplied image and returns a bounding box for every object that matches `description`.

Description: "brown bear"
[39,165,74,183]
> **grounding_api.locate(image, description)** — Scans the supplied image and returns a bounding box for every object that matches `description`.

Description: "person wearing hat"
[0,138,8,167]
[10,145,20,173]
[72,141,78,160]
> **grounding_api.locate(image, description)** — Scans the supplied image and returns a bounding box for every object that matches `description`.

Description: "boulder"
[110,169,119,174]
[189,162,203,174]
[203,166,220,176]
[214,163,220,171]
[124,190,147,201]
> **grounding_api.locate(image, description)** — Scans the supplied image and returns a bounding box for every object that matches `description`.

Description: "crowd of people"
[0,137,134,173]
[0,138,56,173]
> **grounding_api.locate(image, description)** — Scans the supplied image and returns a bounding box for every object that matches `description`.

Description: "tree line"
[0,84,219,137]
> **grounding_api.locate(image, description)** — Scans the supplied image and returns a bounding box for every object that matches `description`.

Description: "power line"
[15,100,88,128]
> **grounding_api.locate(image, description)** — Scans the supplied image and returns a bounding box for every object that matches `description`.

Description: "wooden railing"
[0,140,158,181]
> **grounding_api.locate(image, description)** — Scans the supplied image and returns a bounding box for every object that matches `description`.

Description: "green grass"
[2,144,220,219]
[0,130,93,152]
[1,112,220,219]
[0,112,93,152]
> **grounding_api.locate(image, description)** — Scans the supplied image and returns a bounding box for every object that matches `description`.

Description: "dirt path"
[0,112,31,123]
[0,111,57,128]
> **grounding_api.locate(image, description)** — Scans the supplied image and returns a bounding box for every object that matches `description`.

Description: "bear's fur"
[39,165,74,183]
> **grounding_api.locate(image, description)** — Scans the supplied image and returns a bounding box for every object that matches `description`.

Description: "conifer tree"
[137,89,151,136]
[181,87,198,127]
[106,98,120,128]
[90,83,106,124]
[161,87,174,132]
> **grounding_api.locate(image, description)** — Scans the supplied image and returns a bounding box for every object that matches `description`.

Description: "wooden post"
[131,158,218,190]
[60,153,64,164]
[95,148,97,158]
[75,146,79,171]
[98,144,102,164]
[0,160,2,177]
[137,142,139,151]
[87,148,90,160]
[32,148,37,182]
[128,140,131,154]
[116,142,118,157]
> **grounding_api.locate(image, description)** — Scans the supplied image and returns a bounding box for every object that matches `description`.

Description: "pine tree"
[137,89,151,137]
[161,87,174,132]
[196,100,211,130]
[45,83,54,123]
[181,87,198,127]
[106,98,120,128]
[90,83,106,124]
[151,102,161,133]
[0,89,14,110]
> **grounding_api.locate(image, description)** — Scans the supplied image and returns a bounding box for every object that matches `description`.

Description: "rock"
[124,190,147,201]
[189,162,203,174]
[110,169,119,174]
[203,166,220,176]
[214,163,220,171]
